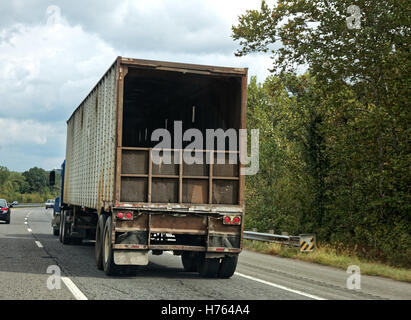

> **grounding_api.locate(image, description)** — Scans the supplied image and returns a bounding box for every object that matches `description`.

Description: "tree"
[234,0,410,266]
[245,75,320,235]
[0,166,10,185]
[22,167,48,193]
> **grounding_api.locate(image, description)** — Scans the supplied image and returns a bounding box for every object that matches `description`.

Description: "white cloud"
[0,118,65,146]
[0,1,278,171]
[0,13,116,120]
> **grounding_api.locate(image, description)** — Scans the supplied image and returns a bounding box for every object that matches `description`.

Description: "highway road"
[0,207,410,300]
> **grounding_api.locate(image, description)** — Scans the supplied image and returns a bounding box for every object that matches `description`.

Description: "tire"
[198,255,220,278]
[95,214,108,270]
[218,255,238,278]
[181,252,198,272]
[59,213,63,242]
[102,216,119,276]
[61,210,71,245]
[5,217,10,224]
[53,227,59,236]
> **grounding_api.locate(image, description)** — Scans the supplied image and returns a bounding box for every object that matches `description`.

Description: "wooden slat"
[209,151,213,204]
[179,149,183,203]
[148,148,152,203]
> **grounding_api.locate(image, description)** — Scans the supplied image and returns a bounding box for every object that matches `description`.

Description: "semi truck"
[50,57,248,277]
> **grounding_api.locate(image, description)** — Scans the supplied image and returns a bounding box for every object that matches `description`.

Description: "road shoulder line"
[61,277,88,300]
[235,272,326,300]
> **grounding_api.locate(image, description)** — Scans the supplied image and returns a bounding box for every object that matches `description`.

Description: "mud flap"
[114,250,149,265]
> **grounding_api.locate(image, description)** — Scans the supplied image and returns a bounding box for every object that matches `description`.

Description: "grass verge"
[243,240,411,283]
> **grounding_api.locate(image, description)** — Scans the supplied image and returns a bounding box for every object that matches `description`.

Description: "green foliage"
[22,167,48,193]
[244,240,411,282]
[0,166,59,203]
[235,1,410,267]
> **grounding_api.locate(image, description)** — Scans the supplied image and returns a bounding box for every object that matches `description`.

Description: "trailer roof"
[120,57,248,76]
[68,56,248,123]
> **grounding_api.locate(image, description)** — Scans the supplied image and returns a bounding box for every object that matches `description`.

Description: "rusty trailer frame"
[63,56,248,256]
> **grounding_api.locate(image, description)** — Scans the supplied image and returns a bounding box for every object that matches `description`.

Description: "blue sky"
[0,0,277,172]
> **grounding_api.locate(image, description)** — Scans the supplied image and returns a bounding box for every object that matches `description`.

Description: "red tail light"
[223,215,241,225]
[1,208,7,212]
[116,211,133,220]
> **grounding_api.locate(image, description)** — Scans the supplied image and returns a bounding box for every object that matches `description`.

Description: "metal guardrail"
[244,231,300,247]
[10,203,43,208]
[244,231,317,252]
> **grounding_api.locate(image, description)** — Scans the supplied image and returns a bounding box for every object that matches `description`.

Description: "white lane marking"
[162,251,324,299]
[24,222,27,225]
[35,241,43,248]
[27,228,32,232]
[235,272,326,300]
[61,277,88,300]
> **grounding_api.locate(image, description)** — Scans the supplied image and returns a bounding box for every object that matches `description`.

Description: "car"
[9,201,18,208]
[45,199,55,209]
[0,199,11,224]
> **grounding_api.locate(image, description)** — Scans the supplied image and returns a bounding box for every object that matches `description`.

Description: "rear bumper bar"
[112,209,243,253]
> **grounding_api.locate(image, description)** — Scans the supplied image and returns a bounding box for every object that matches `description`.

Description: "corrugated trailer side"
[64,60,118,212]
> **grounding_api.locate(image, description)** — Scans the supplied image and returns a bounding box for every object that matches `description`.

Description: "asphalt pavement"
[0,207,409,300]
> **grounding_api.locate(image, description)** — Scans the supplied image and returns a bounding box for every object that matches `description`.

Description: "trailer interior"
[119,66,244,205]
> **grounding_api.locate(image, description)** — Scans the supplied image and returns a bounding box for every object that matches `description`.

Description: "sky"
[0,0,277,172]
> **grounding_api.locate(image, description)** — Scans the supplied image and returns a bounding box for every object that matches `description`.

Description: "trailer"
[51,57,248,277]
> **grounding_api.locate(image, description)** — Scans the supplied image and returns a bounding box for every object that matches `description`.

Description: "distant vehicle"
[0,199,11,224]
[10,201,18,208]
[45,199,55,209]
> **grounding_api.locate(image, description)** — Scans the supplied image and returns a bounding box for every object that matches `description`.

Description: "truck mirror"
[49,171,56,186]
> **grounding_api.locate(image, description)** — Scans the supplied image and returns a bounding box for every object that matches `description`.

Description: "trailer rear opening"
[55,57,248,277]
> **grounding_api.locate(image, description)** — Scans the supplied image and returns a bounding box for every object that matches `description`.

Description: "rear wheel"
[218,255,238,278]
[5,217,10,224]
[102,216,119,276]
[53,227,59,236]
[59,214,63,242]
[60,210,71,245]
[198,255,220,278]
[181,252,198,272]
[95,214,108,270]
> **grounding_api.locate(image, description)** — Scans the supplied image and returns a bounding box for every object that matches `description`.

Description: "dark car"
[0,199,11,224]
